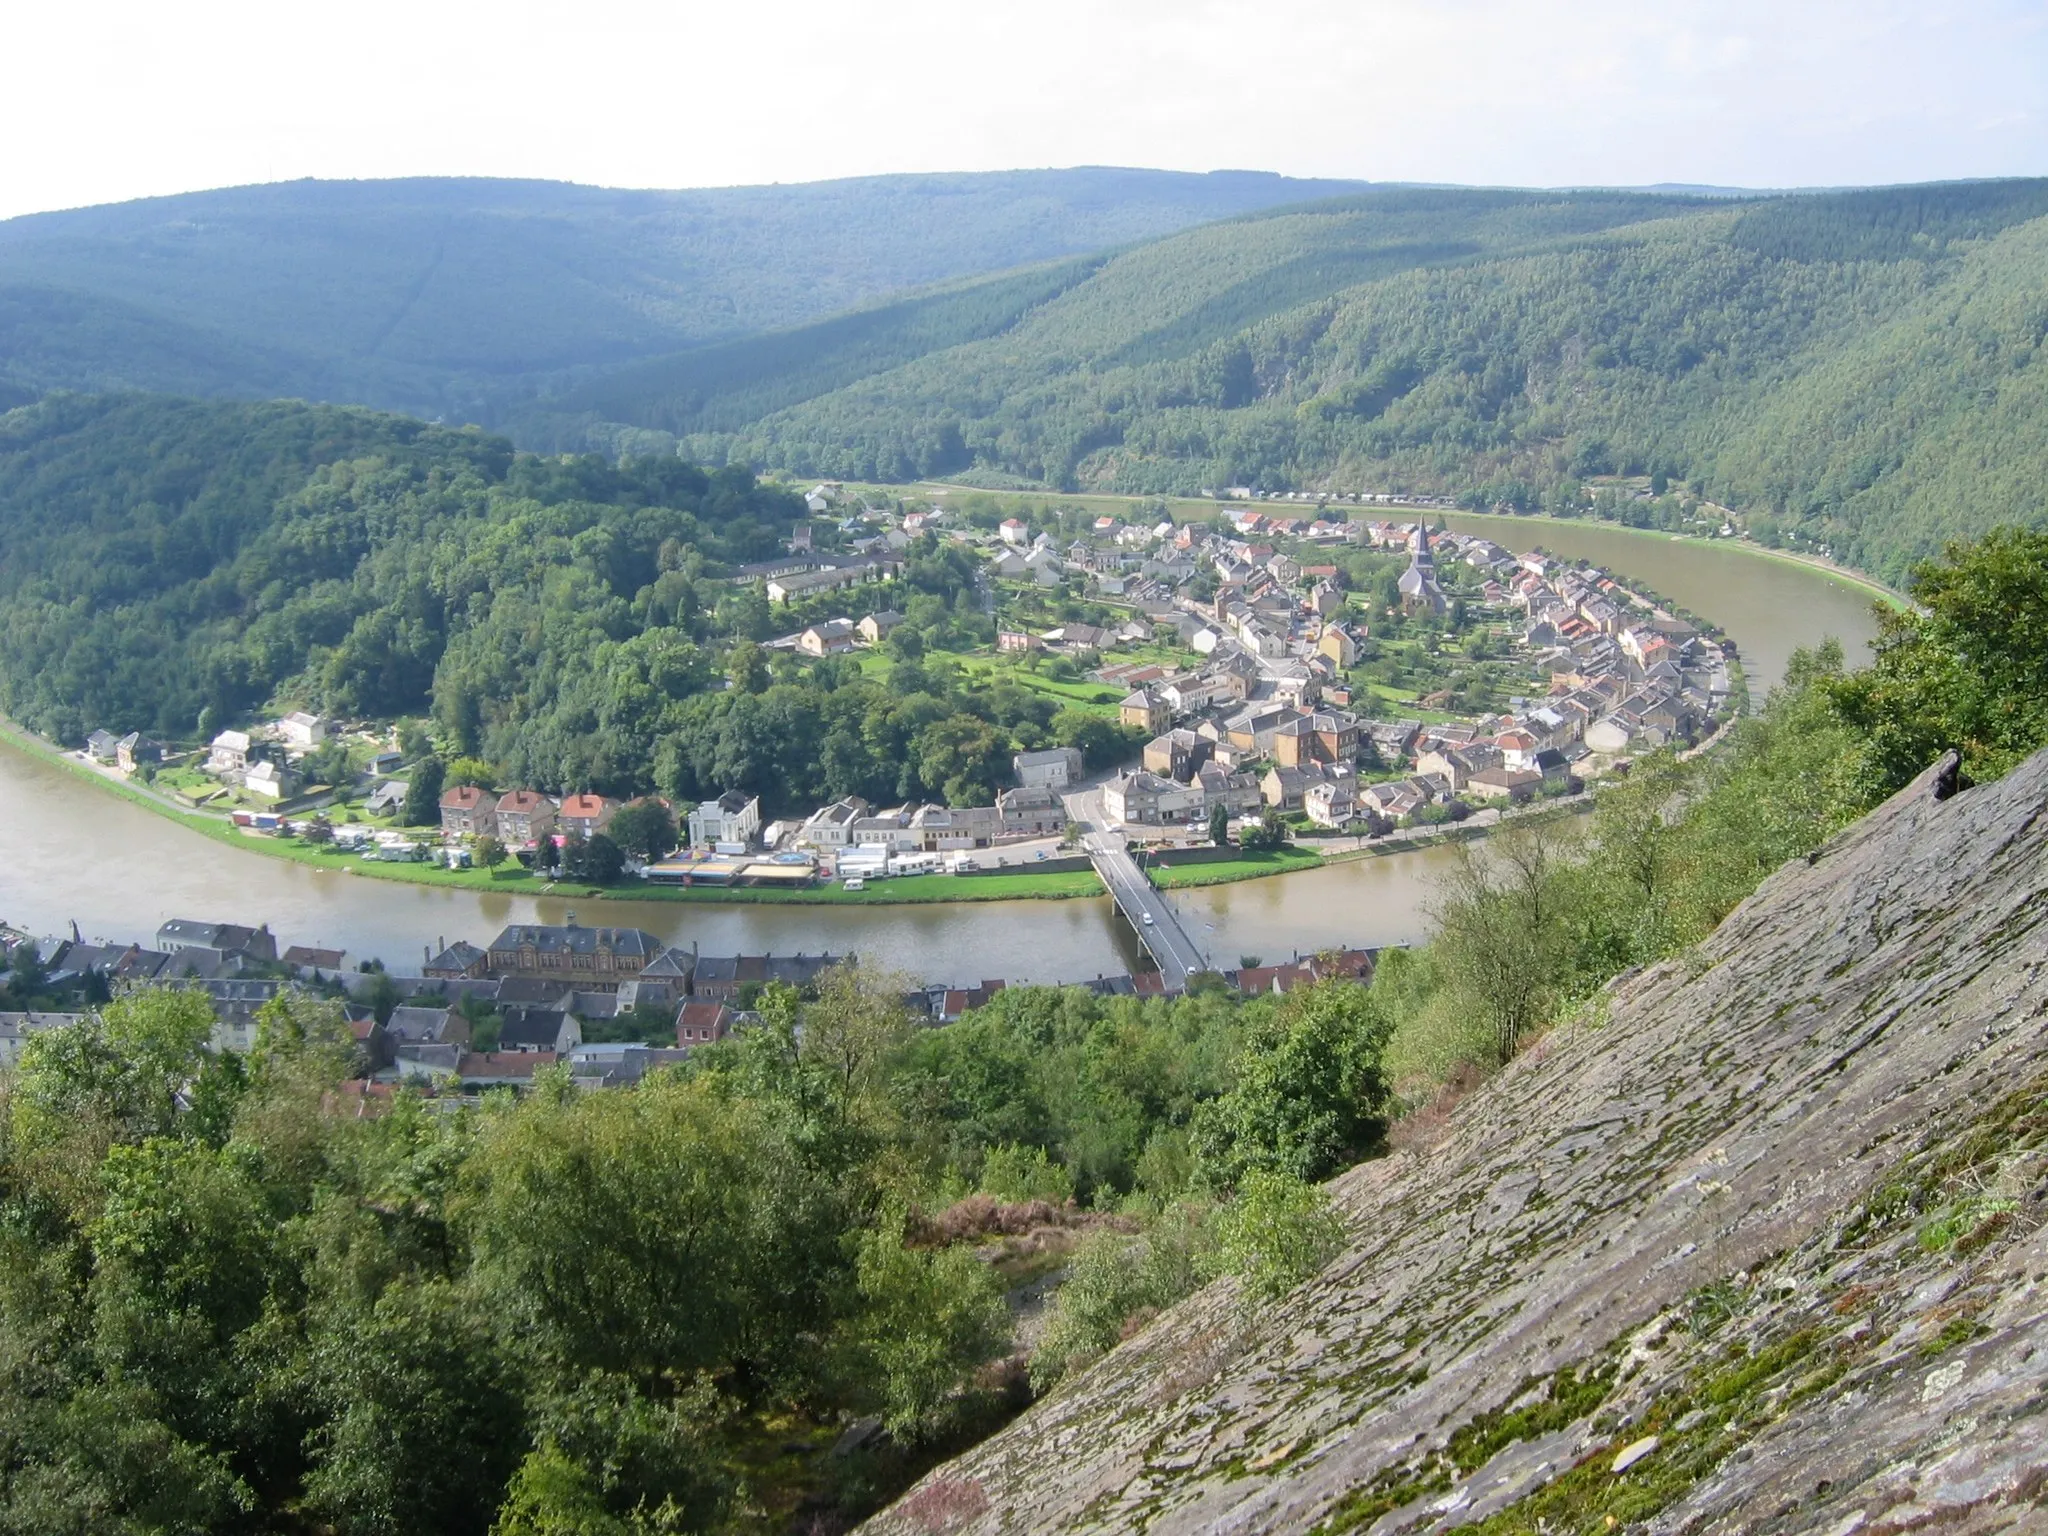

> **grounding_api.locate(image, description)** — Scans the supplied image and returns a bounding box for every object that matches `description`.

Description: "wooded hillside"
[596,181,2048,579]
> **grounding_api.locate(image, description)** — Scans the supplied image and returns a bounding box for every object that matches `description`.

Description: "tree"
[1826,527,2048,797]
[1240,806,1288,851]
[1214,1170,1346,1302]
[444,756,495,789]
[1208,801,1231,848]
[1193,981,1393,1185]
[1429,819,1575,1064]
[474,835,508,872]
[606,800,677,864]
[402,756,444,827]
[581,833,626,884]
[557,831,589,880]
[848,1204,1010,1441]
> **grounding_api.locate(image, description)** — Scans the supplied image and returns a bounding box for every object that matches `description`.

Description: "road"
[1082,832,1208,989]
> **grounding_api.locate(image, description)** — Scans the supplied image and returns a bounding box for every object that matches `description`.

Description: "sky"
[3,0,2044,220]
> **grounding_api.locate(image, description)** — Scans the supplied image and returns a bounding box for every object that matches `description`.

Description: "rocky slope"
[866,749,2048,1535]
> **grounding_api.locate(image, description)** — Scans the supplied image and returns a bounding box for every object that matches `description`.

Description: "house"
[1196,762,1263,815]
[675,1000,735,1049]
[244,760,294,800]
[998,518,1030,546]
[1583,715,1637,755]
[485,922,665,990]
[1303,778,1357,828]
[933,981,1007,1023]
[277,711,329,748]
[456,1051,559,1091]
[1464,766,1544,803]
[365,779,409,816]
[1102,769,1202,825]
[0,1012,82,1067]
[497,1006,581,1054]
[1306,579,1344,617]
[394,1043,464,1085]
[1119,689,1172,736]
[691,953,846,1003]
[613,947,694,1013]
[423,941,490,979]
[1261,765,1310,811]
[494,790,556,846]
[385,1006,470,1049]
[689,791,761,850]
[1317,621,1363,668]
[908,803,999,850]
[116,732,162,772]
[281,945,346,976]
[439,785,498,837]
[1143,728,1211,783]
[156,919,278,963]
[798,618,858,656]
[996,626,1040,651]
[557,794,617,838]
[1012,746,1083,790]
[86,729,119,762]
[1532,747,1571,788]
[1495,728,1540,772]
[995,785,1065,839]
[858,610,904,645]
[796,796,871,850]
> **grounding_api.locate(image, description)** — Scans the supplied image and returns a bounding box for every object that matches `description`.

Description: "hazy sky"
[4,0,2043,219]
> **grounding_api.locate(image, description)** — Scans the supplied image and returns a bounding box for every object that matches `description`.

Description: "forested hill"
[0,394,1139,809]
[587,179,2048,580]
[0,169,1372,421]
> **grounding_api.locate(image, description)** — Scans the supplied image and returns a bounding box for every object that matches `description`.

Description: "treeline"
[634,181,2048,580]
[0,395,1145,807]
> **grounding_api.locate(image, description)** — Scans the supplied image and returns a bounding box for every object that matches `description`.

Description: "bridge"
[1083,833,1210,990]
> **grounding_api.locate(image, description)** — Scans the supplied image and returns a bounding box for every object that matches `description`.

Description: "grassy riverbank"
[1148,847,1325,887]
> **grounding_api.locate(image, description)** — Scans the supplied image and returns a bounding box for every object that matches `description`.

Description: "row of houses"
[438,787,627,846]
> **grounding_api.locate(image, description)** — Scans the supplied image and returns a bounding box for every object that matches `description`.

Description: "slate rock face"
[863,748,2048,1535]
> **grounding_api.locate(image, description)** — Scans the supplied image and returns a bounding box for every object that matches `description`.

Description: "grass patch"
[1149,847,1325,888]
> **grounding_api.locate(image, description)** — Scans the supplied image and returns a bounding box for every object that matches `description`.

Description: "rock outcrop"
[866,749,2048,1535]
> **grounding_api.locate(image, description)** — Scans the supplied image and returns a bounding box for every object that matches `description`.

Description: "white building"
[1012,747,1084,790]
[688,792,761,850]
[207,730,253,775]
[277,711,330,748]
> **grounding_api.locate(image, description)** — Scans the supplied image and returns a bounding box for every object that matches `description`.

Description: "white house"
[277,711,329,748]
[689,792,762,850]
[244,760,293,800]
[207,730,253,775]
[1012,747,1084,790]
[998,518,1030,546]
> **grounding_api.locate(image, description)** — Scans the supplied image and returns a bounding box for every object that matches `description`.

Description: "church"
[1397,523,1450,615]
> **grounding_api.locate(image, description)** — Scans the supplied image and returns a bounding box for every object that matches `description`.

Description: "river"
[0,522,1884,983]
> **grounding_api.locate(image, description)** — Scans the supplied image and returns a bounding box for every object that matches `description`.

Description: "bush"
[978,1143,1074,1205]
[1213,1171,1345,1302]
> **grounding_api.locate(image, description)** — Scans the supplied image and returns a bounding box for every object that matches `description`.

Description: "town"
[7,500,1740,1099]
[62,494,1736,906]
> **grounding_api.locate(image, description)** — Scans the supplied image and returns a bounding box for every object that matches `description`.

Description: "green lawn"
[1148,846,1325,888]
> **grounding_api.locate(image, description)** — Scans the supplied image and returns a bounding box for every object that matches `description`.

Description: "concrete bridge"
[1082,833,1209,990]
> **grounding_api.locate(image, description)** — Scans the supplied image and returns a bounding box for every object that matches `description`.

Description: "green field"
[1148,846,1326,888]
